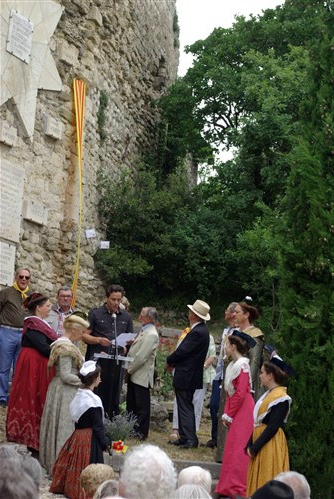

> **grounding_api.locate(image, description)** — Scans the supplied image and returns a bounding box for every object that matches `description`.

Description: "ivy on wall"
[97,90,108,142]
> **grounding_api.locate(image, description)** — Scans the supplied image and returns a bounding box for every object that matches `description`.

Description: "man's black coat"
[167,322,210,390]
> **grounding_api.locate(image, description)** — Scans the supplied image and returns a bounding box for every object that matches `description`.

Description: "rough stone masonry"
[0,0,179,309]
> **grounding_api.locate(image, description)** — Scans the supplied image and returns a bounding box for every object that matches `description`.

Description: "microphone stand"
[112,313,119,365]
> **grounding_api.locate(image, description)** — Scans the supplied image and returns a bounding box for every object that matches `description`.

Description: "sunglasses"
[18,275,30,280]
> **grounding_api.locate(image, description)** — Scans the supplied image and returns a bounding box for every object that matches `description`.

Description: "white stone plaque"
[44,116,63,140]
[0,159,25,242]
[22,200,46,226]
[85,228,96,239]
[0,121,18,147]
[0,242,16,286]
[100,241,110,249]
[7,10,34,64]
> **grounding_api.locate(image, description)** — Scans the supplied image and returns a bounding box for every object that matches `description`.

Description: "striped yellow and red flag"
[72,79,86,307]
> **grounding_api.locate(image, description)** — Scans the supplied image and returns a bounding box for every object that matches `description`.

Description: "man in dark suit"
[166,300,210,448]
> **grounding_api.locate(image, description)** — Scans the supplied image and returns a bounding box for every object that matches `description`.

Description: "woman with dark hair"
[246,356,294,495]
[50,360,110,499]
[40,313,89,475]
[6,293,57,452]
[234,301,265,400]
[215,330,256,498]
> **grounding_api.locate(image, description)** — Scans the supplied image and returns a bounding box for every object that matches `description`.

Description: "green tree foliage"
[96,15,334,494]
[96,165,197,303]
[278,4,334,493]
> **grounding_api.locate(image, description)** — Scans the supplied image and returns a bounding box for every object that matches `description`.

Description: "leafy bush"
[153,336,178,400]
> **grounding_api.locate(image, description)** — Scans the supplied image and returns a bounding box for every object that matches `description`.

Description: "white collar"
[70,388,103,422]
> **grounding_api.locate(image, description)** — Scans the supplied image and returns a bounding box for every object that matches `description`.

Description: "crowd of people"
[0,267,311,498]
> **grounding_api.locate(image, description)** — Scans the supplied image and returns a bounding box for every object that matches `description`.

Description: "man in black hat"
[166,299,210,448]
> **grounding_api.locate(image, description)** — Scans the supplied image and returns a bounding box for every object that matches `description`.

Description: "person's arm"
[222,370,250,423]
[58,356,81,385]
[204,335,216,369]
[248,401,289,456]
[24,329,51,357]
[90,407,109,451]
[248,337,263,392]
[167,327,206,366]
[128,332,159,375]
[126,314,134,334]
[82,328,111,347]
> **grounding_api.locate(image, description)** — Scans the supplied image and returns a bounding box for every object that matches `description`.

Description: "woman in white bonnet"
[50,360,110,499]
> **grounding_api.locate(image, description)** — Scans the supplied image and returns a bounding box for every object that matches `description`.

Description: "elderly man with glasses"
[46,285,74,337]
[0,268,32,406]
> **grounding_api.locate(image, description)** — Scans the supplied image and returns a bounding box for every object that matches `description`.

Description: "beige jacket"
[128,324,159,388]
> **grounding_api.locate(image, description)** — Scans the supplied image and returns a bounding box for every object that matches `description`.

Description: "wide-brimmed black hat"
[235,480,294,499]
[231,330,256,348]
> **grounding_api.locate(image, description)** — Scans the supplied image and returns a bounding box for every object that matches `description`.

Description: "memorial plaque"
[0,242,16,287]
[7,10,34,64]
[0,121,18,147]
[22,200,46,225]
[0,159,25,242]
[44,115,63,140]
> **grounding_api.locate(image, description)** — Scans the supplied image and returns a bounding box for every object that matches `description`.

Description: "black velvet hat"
[235,480,294,499]
[270,356,296,377]
[231,330,256,348]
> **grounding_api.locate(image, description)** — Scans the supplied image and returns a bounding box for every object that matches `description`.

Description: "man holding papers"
[126,307,159,440]
[83,284,134,417]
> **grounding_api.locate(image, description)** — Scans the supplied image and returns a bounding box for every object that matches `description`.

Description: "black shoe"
[179,441,198,449]
[168,439,184,446]
[0,401,7,407]
[205,439,217,448]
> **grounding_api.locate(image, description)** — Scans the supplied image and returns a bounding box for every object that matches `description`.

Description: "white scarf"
[224,357,252,397]
[70,388,104,422]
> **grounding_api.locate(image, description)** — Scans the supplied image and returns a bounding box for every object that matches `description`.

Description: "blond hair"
[80,464,115,497]
[64,314,89,330]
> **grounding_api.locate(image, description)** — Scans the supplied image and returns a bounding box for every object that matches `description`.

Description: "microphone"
[112,313,119,365]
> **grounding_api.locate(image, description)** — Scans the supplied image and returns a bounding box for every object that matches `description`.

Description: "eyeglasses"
[19,276,30,280]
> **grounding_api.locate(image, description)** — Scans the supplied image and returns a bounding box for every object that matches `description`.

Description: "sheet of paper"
[111,332,136,348]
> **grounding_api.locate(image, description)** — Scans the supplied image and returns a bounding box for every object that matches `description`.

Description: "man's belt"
[0,325,23,331]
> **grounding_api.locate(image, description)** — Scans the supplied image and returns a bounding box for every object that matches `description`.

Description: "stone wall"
[0,0,179,310]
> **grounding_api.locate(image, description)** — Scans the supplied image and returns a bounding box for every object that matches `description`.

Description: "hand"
[99,337,111,347]
[246,447,254,458]
[222,419,230,428]
[126,340,134,347]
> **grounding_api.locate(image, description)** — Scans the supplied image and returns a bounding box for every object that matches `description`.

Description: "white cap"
[80,360,97,376]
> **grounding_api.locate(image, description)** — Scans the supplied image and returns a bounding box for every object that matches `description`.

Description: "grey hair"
[57,285,73,296]
[275,471,311,499]
[0,445,20,459]
[93,479,119,499]
[178,466,212,493]
[119,444,177,499]
[0,458,39,499]
[143,307,158,324]
[21,454,43,487]
[228,302,238,312]
[0,446,42,488]
[174,484,212,499]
